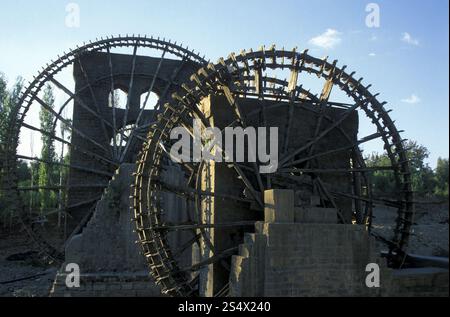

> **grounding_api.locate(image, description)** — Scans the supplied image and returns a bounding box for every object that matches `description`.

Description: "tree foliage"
[366,140,448,199]
[0,74,24,225]
[1,76,68,225]
[38,84,58,214]
[435,158,449,198]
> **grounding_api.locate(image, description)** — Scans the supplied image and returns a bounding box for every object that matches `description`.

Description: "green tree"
[0,73,7,110]
[0,73,10,163]
[0,73,8,169]
[435,157,449,198]
[405,141,437,197]
[0,75,24,225]
[366,141,439,198]
[366,152,397,197]
[0,76,24,151]
[38,84,58,214]
[0,73,8,223]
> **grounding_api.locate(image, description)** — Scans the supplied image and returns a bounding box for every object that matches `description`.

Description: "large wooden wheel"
[132,46,415,296]
[2,35,207,263]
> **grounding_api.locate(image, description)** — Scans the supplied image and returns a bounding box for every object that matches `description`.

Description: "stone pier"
[49,164,161,297]
[229,189,449,297]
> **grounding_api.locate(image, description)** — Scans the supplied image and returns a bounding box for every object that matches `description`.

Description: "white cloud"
[309,29,342,49]
[401,94,421,104]
[402,32,419,46]
[369,52,376,57]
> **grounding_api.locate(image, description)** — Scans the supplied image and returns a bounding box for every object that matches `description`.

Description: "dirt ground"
[0,231,57,297]
[372,202,449,257]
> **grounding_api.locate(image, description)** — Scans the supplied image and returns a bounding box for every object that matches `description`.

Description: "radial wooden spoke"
[120,45,169,163]
[243,94,369,176]
[369,232,400,251]
[283,54,301,155]
[21,122,118,167]
[154,180,256,204]
[319,60,336,102]
[17,155,113,178]
[229,163,264,208]
[314,177,346,223]
[37,196,101,217]
[18,183,109,191]
[287,55,300,93]
[51,96,72,131]
[138,45,168,118]
[183,275,200,296]
[253,60,264,98]
[280,166,395,174]
[48,78,146,154]
[214,282,230,298]
[221,85,265,196]
[284,131,386,167]
[282,89,301,155]
[32,94,111,155]
[222,84,245,124]
[152,221,255,231]
[118,43,138,160]
[76,57,114,158]
[180,246,238,273]
[171,233,202,258]
[156,140,196,173]
[47,76,131,146]
[306,64,350,169]
[304,104,326,169]
[279,99,366,167]
[329,190,402,208]
[107,46,119,159]
[351,150,365,224]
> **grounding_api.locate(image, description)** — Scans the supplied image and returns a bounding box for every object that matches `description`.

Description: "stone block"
[264,189,294,223]
[294,207,337,224]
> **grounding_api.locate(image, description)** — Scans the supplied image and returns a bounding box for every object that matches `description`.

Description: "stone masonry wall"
[50,164,161,297]
[229,189,449,297]
[50,271,159,297]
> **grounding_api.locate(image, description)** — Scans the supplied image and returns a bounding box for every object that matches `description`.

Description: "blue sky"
[0,0,448,167]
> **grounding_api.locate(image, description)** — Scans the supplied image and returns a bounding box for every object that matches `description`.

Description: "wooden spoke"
[106,46,119,159]
[280,166,395,174]
[29,196,101,217]
[117,45,170,163]
[284,131,386,167]
[279,99,366,167]
[154,180,255,205]
[171,233,202,258]
[18,183,108,191]
[180,246,238,273]
[47,76,133,146]
[76,58,114,158]
[152,221,255,231]
[17,154,113,178]
[118,43,138,159]
[32,93,111,154]
[21,122,118,167]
